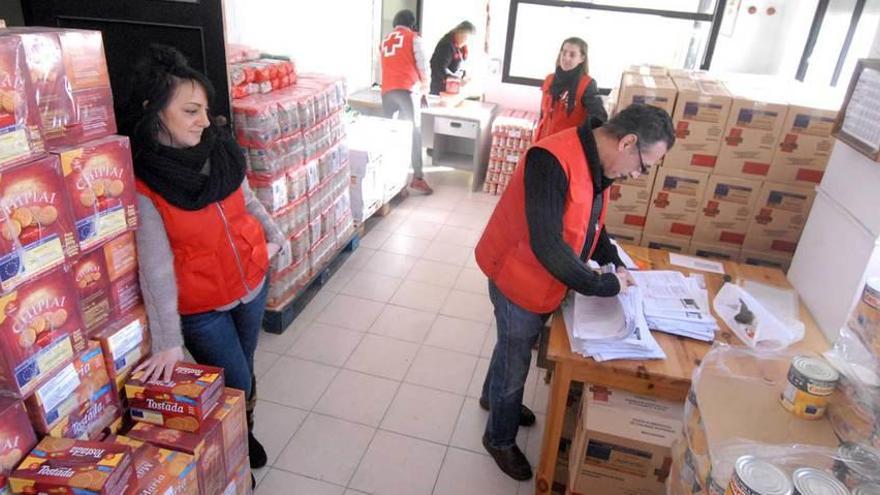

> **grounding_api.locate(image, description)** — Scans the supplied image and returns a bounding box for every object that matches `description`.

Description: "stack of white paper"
[561,286,666,362]
[631,271,719,341]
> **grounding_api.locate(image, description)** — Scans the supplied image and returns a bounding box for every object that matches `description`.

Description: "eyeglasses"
[636,147,649,175]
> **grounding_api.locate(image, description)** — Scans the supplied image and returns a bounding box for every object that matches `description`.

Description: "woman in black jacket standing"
[429,21,476,95]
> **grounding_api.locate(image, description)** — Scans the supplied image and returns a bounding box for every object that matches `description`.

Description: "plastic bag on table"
[824,325,880,449]
[713,282,805,349]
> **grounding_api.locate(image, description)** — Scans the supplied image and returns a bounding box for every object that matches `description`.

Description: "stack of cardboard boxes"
[606,67,839,271]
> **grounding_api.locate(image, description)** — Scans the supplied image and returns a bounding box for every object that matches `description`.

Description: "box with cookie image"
[0,264,87,397]
[74,232,141,336]
[24,342,122,440]
[106,435,198,495]
[127,418,226,495]
[55,135,138,252]
[125,363,224,433]
[0,154,80,294]
[9,437,135,495]
[91,308,150,395]
[210,388,247,482]
[0,397,38,476]
[0,35,45,172]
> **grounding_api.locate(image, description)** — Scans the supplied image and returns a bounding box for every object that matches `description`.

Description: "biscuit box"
[107,435,198,495]
[125,363,224,432]
[25,342,122,440]
[0,476,7,495]
[222,459,251,495]
[9,437,135,495]
[0,397,37,475]
[101,232,140,319]
[0,155,79,293]
[73,246,112,335]
[55,135,138,252]
[0,264,87,397]
[92,308,150,393]
[0,35,45,171]
[127,419,226,495]
[74,232,140,336]
[211,388,247,480]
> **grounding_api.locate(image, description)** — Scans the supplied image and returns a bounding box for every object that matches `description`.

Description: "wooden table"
[534,246,830,495]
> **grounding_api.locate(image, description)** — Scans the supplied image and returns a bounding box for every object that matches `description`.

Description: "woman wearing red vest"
[534,37,607,141]
[474,104,674,481]
[120,46,284,480]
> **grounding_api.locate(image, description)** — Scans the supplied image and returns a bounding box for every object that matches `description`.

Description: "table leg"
[536,361,572,495]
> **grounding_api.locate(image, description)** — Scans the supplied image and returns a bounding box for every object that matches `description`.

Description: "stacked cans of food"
[233,73,353,308]
[483,109,538,196]
[230,56,296,100]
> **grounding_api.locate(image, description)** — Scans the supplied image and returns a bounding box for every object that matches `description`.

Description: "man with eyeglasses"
[474,103,674,481]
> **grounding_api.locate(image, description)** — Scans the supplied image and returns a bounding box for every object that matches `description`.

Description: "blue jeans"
[180,280,269,400]
[482,281,550,447]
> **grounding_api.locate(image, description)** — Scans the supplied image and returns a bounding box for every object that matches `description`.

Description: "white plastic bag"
[713,283,805,349]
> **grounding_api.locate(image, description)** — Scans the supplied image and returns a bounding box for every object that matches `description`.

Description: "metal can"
[792,468,850,495]
[853,484,880,495]
[780,356,839,419]
[834,443,880,489]
[726,456,792,495]
[849,277,880,355]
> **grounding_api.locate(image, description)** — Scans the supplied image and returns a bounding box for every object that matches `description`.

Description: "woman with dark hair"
[121,45,284,480]
[429,21,475,95]
[534,37,607,141]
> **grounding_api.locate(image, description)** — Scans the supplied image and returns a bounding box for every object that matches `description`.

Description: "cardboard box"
[715,78,788,179]
[617,73,677,116]
[75,232,140,336]
[92,308,150,393]
[0,36,45,171]
[640,233,689,253]
[568,385,683,495]
[56,135,138,252]
[0,154,80,293]
[664,77,732,173]
[692,175,762,247]
[126,363,224,432]
[767,87,841,186]
[127,418,226,495]
[0,398,37,475]
[742,181,815,255]
[643,168,709,240]
[0,265,87,397]
[606,183,652,230]
[108,435,198,495]
[739,249,792,272]
[25,342,121,440]
[606,226,643,246]
[688,241,740,261]
[210,388,247,481]
[103,232,141,320]
[222,459,251,495]
[624,65,668,77]
[10,437,135,495]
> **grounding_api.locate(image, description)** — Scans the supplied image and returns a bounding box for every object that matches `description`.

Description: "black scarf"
[133,125,246,211]
[550,63,584,115]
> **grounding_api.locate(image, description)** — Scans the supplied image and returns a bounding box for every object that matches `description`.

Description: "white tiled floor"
[253,172,548,494]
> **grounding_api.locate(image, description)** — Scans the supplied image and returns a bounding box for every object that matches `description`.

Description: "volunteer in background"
[474,104,674,480]
[380,9,433,194]
[429,20,475,95]
[535,37,607,141]
[119,45,285,480]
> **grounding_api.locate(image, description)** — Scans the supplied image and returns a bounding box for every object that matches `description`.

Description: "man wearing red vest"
[380,9,433,194]
[475,104,675,480]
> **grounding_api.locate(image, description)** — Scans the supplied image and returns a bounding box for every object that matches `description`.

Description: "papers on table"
[562,286,666,362]
[631,271,719,341]
[668,253,725,274]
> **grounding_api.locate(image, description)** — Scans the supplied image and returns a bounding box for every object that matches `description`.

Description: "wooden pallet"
[374,186,410,217]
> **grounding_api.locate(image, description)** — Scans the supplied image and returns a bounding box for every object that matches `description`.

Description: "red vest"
[475,127,609,313]
[380,27,420,94]
[535,74,592,141]
[136,181,269,315]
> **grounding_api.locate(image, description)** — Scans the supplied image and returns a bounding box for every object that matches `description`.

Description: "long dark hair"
[557,37,589,75]
[117,44,216,152]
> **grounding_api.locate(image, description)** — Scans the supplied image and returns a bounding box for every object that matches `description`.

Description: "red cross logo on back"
[382,31,404,57]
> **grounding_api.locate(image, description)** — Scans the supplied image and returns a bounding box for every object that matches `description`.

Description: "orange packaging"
[125,363,224,432]
[9,437,135,495]
[74,232,140,336]
[107,435,198,495]
[92,308,150,393]
[25,342,122,440]
[211,388,247,481]
[0,35,45,171]
[127,419,226,495]
[0,397,37,475]
[55,135,138,252]
[0,265,87,397]
[0,155,79,293]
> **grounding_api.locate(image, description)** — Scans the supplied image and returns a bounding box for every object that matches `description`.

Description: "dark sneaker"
[409,178,434,195]
[479,396,537,427]
[249,432,268,469]
[482,434,533,481]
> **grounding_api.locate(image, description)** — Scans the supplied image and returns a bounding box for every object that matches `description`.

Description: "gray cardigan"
[137,178,285,352]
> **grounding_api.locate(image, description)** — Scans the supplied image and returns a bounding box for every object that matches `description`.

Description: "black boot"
[482,434,533,481]
[247,375,268,469]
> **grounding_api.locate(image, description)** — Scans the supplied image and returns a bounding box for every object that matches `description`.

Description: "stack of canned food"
[483,109,538,196]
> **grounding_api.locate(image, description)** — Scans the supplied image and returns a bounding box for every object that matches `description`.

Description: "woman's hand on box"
[135,346,185,382]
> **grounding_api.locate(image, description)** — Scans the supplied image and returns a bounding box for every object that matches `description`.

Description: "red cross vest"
[535,74,592,141]
[380,27,420,94]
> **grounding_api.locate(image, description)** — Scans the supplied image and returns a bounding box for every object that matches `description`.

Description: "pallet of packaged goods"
[347,115,413,222]
[484,109,538,196]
